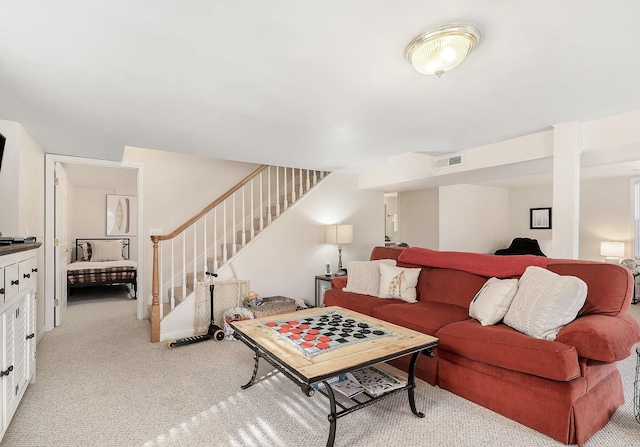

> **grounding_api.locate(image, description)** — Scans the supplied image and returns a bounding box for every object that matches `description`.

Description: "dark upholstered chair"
[494,238,546,257]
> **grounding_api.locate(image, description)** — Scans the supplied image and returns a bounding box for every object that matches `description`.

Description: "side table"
[315,274,339,307]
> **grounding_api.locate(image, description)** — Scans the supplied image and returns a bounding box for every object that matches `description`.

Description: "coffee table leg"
[241,352,260,390]
[324,380,338,447]
[407,351,425,418]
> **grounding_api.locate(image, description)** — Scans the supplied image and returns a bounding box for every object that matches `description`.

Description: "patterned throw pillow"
[342,259,397,297]
[378,264,421,303]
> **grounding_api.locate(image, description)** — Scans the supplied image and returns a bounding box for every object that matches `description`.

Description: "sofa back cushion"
[547,260,633,317]
[416,267,489,308]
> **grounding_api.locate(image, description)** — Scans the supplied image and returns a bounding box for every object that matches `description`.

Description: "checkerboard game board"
[261,309,397,358]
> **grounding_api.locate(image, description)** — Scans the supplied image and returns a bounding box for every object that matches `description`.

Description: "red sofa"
[323,246,640,446]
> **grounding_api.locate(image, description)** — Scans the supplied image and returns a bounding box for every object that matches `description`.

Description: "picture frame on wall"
[106,194,138,236]
[530,207,552,230]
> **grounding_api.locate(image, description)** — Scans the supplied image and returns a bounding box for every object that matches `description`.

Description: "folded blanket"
[398,247,549,278]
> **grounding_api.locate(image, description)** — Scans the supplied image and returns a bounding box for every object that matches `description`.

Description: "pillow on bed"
[81,243,92,261]
[90,240,124,262]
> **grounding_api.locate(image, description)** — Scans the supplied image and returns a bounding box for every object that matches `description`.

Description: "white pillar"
[552,121,581,259]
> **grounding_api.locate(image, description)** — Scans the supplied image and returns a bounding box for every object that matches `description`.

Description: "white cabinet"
[0,246,38,441]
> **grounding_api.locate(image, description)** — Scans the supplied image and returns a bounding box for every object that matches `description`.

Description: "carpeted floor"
[2,286,639,446]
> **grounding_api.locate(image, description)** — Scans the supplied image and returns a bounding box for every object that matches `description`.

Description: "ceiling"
[2,1,640,180]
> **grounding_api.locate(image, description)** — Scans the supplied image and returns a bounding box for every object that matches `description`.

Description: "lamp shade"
[325,224,353,244]
[600,241,624,258]
[405,24,480,76]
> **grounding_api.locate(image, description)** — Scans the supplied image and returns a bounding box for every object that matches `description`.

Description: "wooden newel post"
[151,236,160,343]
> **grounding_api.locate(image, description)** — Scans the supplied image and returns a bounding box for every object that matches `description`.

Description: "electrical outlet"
[150,229,163,236]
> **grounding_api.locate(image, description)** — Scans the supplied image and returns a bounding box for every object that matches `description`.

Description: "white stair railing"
[149,165,330,342]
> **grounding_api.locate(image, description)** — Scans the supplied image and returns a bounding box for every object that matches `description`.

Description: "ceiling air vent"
[435,154,463,169]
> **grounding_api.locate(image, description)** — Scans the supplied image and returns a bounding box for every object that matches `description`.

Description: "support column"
[552,122,581,259]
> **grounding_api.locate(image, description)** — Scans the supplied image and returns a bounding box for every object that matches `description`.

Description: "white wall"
[68,186,137,261]
[439,184,509,253]
[397,188,439,248]
[122,146,262,302]
[0,119,45,342]
[0,120,21,236]
[507,184,553,256]
[579,176,633,261]
[226,173,384,305]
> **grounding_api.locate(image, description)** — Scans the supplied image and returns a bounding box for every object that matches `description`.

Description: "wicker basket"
[244,296,297,318]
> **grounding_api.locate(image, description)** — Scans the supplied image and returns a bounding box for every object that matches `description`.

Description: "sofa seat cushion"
[322,289,405,316]
[436,319,581,381]
[371,301,469,336]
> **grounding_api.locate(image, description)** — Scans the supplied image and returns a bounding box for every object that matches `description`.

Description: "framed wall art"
[106,194,138,236]
[530,207,552,230]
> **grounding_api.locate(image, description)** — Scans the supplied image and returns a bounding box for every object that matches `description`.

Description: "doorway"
[44,154,144,331]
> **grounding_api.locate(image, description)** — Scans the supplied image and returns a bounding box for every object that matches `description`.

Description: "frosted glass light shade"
[325,224,353,244]
[600,241,624,258]
[405,24,480,77]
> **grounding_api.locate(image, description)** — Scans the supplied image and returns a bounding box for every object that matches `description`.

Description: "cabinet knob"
[26,333,35,340]
[0,288,4,295]
[11,280,19,286]
[32,268,37,273]
[0,365,13,377]
[23,273,30,279]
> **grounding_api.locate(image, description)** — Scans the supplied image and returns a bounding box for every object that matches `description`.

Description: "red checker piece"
[303,334,316,341]
[288,320,299,326]
[319,335,332,342]
[290,328,302,334]
[289,334,301,340]
[316,342,330,350]
[307,329,319,335]
[265,322,277,327]
[301,341,314,348]
[297,324,309,330]
[278,326,291,333]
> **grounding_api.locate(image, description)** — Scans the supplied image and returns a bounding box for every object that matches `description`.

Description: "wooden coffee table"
[231,306,438,447]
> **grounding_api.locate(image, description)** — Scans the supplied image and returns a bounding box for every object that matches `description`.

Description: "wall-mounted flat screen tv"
[0,132,5,171]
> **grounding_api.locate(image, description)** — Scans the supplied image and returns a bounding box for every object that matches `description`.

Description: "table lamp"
[325,224,353,276]
[600,241,624,264]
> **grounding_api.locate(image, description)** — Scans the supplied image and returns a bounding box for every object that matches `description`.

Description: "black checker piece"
[352,333,366,339]
[336,338,349,343]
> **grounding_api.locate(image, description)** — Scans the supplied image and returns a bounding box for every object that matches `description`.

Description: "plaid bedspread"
[67,266,136,285]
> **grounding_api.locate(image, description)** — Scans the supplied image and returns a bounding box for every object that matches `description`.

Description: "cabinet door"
[2,302,17,429]
[12,296,27,397]
[25,290,36,382]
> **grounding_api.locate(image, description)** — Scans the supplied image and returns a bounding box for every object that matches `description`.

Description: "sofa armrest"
[331,275,348,289]
[555,313,640,362]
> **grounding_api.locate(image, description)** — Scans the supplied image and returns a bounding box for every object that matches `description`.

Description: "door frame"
[44,154,145,331]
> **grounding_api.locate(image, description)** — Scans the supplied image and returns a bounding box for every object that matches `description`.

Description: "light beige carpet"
[2,286,639,447]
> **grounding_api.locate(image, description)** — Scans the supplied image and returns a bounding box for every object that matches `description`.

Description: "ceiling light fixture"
[405,24,480,77]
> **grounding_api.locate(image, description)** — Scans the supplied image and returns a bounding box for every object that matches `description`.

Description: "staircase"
[149,165,330,342]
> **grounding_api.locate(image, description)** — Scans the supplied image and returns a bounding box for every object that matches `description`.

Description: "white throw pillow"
[342,259,397,296]
[469,277,519,326]
[90,240,124,262]
[503,266,587,340]
[378,264,421,303]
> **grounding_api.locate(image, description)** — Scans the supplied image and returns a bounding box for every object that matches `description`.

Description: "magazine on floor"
[350,365,407,397]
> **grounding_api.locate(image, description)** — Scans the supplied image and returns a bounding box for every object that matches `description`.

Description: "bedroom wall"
[68,186,137,261]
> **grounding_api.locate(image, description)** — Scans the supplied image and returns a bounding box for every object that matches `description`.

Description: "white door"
[54,163,68,327]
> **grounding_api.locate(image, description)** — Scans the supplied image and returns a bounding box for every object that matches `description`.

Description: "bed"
[67,238,137,299]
